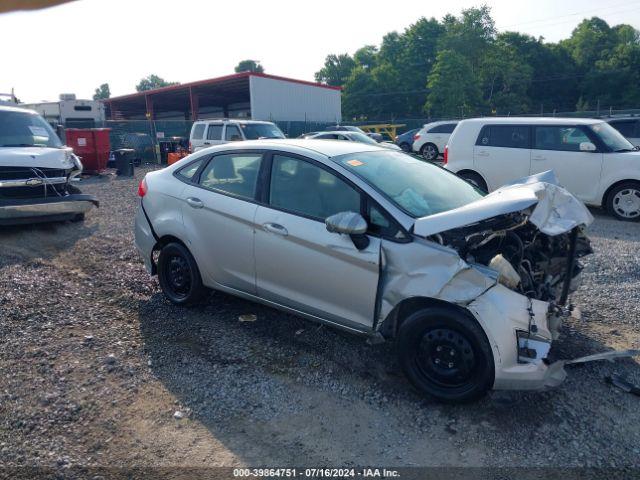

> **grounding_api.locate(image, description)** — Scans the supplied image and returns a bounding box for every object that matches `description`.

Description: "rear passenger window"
[269,155,361,220]
[206,124,223,140]
[191,124,205,140]
[428,124,457,134]
[477,125,529,148]
[534,126,590,152]
[177,159,204,181]
[199,153,262,200]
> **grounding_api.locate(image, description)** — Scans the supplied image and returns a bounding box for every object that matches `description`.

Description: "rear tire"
[397,306,494,404]
[158,242,207,305]
[399,142,411,152]
[458,171,488,192]
[606,181,640,221]
[420,143,439,161]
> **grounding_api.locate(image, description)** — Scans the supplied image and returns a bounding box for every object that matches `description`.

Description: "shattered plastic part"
[543,350,640,388]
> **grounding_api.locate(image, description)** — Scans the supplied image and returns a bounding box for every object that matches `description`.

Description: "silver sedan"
[135,139,594,403]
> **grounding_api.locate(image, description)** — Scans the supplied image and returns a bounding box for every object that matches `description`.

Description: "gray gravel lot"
[1,166,639,472]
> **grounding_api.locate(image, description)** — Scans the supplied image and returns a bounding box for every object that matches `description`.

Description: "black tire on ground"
[606,181,640,221]
[157,242,208,305]
[458,171,488,192]
[420,143,439,161]
[399,142,412,152]
[397,306,494,404]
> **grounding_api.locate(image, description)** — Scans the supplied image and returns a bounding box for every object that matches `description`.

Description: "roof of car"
[193,119,274,125]
[199,139,386,158]
[0,105,38,114]
[459,117,602,126]
[423,120,458,128]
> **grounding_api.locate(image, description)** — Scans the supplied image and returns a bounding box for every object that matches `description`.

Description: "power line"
[498,0,640,29]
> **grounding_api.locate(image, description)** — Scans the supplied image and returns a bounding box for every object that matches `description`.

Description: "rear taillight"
[188,141,193,153]
[138,177,148,197]
[413,134,421,141]
[443,145,448,165]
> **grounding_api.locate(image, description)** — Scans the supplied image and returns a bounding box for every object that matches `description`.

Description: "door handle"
[203,142,211,145]
[262,222,288,236]
[186,197,204,209]
[477,151,489,157]
[532,155,546,161]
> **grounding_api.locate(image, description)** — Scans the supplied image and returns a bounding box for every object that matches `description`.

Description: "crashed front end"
[380,171,601,390]
[0,148,98,225]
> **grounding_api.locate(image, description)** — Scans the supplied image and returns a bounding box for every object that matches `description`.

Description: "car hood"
[413,170,594,237]
[0,146,75,170]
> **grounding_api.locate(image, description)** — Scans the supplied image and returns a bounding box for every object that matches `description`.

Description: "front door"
[254,153,380,329]
[529,125,603,203]
[180,151,264,293]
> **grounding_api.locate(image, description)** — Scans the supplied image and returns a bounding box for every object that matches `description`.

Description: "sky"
[2,0,640,103]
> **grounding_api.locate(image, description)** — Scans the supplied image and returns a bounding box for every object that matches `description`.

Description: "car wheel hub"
[423,145,437,160]
[613,189,640,218]
[168,255,191,294]
[416,328,476,388]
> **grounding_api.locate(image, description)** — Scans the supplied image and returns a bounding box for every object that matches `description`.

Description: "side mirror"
[579,142,596,152]
[325,211,367,235]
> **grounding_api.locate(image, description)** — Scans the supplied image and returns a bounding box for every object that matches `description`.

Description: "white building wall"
[249,76,341,123]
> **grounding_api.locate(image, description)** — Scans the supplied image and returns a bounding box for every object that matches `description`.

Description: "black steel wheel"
[157,242,207,305]
[397,306,494,403]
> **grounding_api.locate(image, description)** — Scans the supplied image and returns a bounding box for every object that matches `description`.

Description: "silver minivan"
[189,119,285,152]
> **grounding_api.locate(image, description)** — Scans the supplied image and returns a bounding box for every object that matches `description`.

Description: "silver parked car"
[135,140,595,403]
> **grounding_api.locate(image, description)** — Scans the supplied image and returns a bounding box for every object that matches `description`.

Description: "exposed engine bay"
[431,211,593,302]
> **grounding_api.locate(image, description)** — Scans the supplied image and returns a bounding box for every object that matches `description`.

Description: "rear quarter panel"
[142,169,188,244]
[444,122,480,174]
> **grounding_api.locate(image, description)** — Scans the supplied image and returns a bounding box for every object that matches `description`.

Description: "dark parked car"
[395,128,420,152]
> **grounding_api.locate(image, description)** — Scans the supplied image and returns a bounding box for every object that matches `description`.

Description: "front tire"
[420,143,439,161]
[397,306,494,403]
[607,182,640,221]
[158,242,207,305]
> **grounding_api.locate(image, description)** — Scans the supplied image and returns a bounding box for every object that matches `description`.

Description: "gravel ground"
[1,166,639,473]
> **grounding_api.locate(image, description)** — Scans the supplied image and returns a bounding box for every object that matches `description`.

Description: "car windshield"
[347,132,379,145]
[240,123,285,140]
[590,122,636,152]
[334,151,484,218]
[0,110,62,148]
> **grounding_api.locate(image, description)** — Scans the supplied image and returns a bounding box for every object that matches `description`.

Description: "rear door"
[529,125,603,203]
[473,124,531,190]
[224,124,243,142]
[200,122,224,149]
[180,151,264,293]
[253,153,380,329]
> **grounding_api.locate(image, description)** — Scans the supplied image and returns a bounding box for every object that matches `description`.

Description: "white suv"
[412,121,458,161]
[189,119,285,152]
[444,117,640,220]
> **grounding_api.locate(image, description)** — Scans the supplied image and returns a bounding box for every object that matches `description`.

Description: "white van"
[444,117,640,220]
[189,119,285,152]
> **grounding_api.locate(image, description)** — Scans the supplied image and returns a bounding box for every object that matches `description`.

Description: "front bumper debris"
[0,193,99,225]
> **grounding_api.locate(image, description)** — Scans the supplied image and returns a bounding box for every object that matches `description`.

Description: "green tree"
[234,59,264,73]
[353,45,378,70]
[314,54,356,87]
[135,75,179,92]
[93,83,110,100]
[440,6,496,73]
[424,50,482,118]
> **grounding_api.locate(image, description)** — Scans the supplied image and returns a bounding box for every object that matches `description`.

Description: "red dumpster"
[65,128,111,174]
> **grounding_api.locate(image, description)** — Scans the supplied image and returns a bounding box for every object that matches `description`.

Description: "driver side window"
[269,155,361,220]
